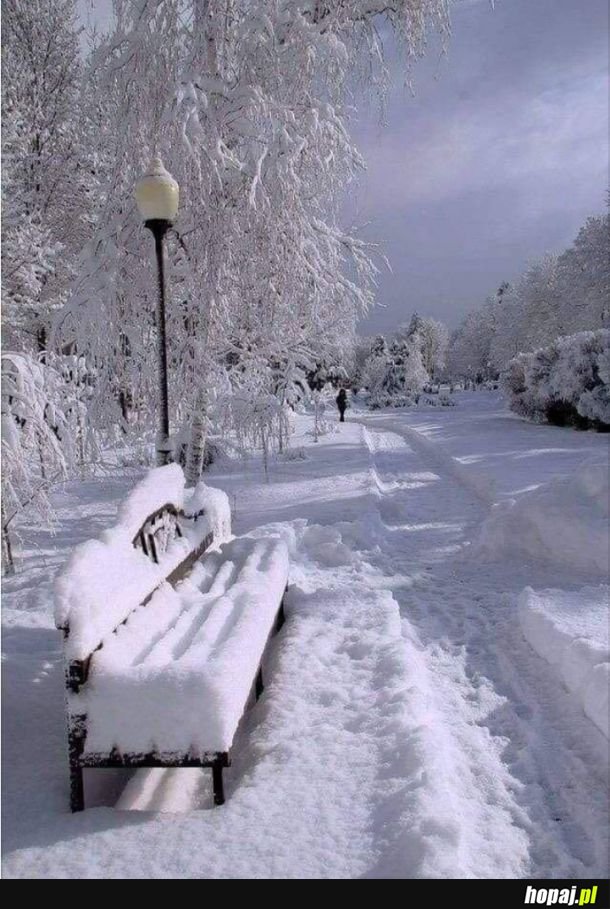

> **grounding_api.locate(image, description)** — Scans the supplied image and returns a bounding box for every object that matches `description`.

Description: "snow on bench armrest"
[82,535,289,755]
[183,482,232,542]
[54,464,231,662]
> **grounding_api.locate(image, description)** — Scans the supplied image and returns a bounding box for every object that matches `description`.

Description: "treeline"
[351,315,449,405]
[446,212,609,381]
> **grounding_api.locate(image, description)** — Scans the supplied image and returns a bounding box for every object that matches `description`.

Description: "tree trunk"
[185,391,208,487]
[2,505,15,576]
[261,425,269,481]
[37,325,48,363]
[278,396,285,454]
[38,433,47,480]
[118,389,131,434]
[77,409,86,477]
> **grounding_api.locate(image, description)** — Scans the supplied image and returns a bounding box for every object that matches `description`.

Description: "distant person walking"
[336,388,348,422]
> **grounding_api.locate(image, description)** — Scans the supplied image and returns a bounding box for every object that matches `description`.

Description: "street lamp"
[135,157,179,466]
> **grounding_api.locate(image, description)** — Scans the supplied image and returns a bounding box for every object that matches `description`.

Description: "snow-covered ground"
[2,391,608,878]
[391,390,607,501]
[519,586,609,739]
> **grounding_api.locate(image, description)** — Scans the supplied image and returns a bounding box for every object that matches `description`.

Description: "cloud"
[356,66,607,212]
[349,0,609,332]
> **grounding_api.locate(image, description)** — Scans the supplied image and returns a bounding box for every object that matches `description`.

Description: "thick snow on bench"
[519,585,609,739]
[55,465,231,661]
[81,535,289,755]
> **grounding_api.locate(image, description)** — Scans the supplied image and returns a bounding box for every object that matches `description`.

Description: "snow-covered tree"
[2,0,91,353]
[0,219,62,348]
[447,305,496,381]
[1,352,75,573]
[450,210,609,381]
[56,0,450,476]
[389,333,428,392]
[412,317,449,379]
[556,214,610,333]
[361,327,427,404]
[456,212,610,380]
[405,312,424,339]
[361,349,392,401]
[502,329,610,430]
[349,337,375,389]
[577,341,610,426]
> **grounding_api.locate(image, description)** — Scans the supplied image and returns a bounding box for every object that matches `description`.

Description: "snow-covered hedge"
[502,329,609,430]
[368,393,419,410]
[367,392,456,411]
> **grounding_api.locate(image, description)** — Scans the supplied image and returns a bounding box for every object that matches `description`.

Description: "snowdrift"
[519,586,609,739]
[472,461,609,576]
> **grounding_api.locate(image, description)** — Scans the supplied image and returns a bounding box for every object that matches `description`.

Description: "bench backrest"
[55,464,231,689]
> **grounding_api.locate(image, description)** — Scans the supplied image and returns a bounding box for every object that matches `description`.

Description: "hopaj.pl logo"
[525,886,600,906]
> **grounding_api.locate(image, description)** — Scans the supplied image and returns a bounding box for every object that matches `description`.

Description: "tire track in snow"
[357,416,609,878]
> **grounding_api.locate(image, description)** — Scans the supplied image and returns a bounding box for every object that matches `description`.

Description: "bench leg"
[70,762,85,813]
[212,760,225,806]
[255,665,264,700]
[68,716,86,812]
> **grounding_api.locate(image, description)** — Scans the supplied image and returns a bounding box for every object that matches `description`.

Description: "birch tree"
[57,0,450,477]
[1,353,75,574]
[1,0,90,353]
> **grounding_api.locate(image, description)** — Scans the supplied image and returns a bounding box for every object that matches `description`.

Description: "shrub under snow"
[502,329,609,430]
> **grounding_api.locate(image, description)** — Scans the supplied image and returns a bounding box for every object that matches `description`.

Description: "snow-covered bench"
[55,464,289,812]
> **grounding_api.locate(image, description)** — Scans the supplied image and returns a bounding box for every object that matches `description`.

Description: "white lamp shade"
[135,157,179,222]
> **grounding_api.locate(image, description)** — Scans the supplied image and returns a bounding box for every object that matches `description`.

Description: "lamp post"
[135,157,179,466]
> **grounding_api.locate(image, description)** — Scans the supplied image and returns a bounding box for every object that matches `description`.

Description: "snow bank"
[55,466,231,660]
[519,586,609,738]
[472,460,609,576]
[82,535,289,755]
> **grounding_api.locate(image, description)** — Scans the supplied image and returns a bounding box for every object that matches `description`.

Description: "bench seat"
[81,536,289,756]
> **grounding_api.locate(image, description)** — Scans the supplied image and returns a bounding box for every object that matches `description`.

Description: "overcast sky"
[78,0,609,334]
[352,0,608,333]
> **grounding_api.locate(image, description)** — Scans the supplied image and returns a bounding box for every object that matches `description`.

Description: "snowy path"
[2,394,608,878]
[358,413,609,877]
